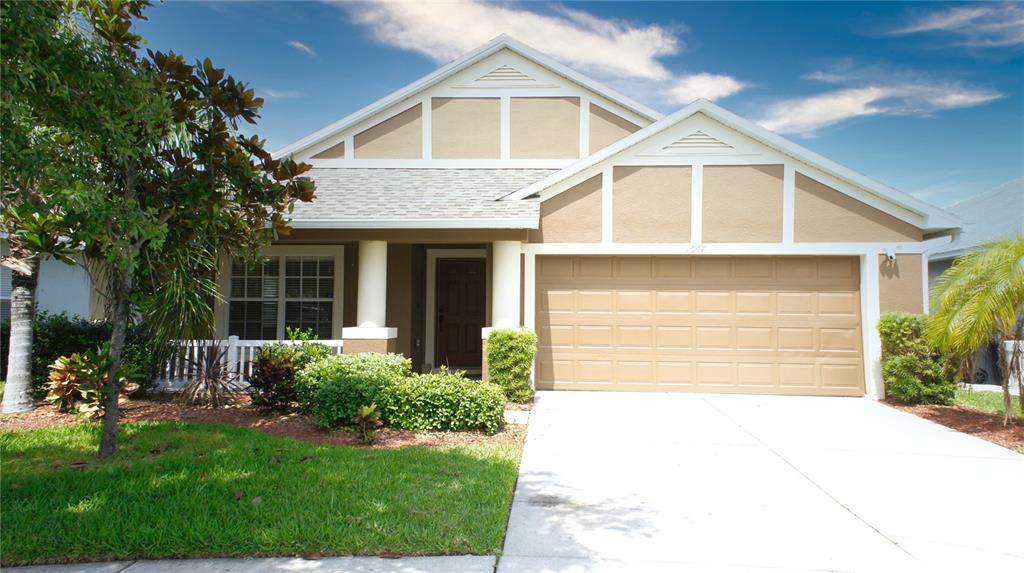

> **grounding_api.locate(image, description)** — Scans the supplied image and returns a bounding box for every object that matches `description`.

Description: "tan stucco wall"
[702,165,784,243]
[530,175,602,243]
[353,104,423,159]
[613,166,691,243]
[431,97,500,159]
[386,244,414,356]
[511,97,580,159]
[311,140,345,160]
[794,173,923,242]
[589,104,640,154]
[343,338,397,354]
[879,253,924,314]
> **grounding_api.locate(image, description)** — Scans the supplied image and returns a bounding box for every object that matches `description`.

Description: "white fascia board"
[502,99,962,233]
[273,35,662,159]
[287,217,538,230]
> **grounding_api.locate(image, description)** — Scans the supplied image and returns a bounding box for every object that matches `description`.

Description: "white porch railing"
[156,336,344,391]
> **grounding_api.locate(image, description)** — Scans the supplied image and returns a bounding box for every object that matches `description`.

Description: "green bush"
[380,368,505,433]
[1,311,169,397]
[248,342,332,411]
[878,312,956,405]
[296,352,411,428]
[486,328,537,402]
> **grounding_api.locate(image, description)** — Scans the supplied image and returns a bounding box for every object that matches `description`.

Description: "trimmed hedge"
[380,368,505,433]
[486,328,537,402]
[878,312,956,405]
[295,353,411,428]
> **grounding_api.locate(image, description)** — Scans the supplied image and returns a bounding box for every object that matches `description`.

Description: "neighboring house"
[927,178,1024,288]
[7,36,963,400]
[0,239,96,323]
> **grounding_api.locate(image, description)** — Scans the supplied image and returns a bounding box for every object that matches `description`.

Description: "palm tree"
[927,237,1024,425]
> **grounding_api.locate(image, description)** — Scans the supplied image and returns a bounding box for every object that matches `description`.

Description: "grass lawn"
[0,421,521,565]
[954,387,1023,421]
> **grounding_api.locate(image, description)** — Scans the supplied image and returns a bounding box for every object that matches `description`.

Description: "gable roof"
[287,168,552,229]
[273,35,663,159]
[502,99,962,234]
[928,178,1023,261]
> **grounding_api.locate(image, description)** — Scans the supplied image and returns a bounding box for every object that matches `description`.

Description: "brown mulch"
[0,396,526,449]
[886,401,1024,451]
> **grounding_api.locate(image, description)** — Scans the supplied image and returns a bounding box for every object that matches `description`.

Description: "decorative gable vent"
[663,131,734,151]
[476,65,535,83]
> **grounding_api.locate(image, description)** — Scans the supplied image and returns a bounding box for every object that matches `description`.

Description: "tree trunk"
[98,263,133,457]
[1,250,40,414]
[996,339,1013,427]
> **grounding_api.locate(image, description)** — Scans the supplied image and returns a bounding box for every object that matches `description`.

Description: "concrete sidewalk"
[6,556,495,573]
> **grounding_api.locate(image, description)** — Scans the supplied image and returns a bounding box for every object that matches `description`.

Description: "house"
[0,240,97,323]
[926,178,1023,288]
[6,36,961,399]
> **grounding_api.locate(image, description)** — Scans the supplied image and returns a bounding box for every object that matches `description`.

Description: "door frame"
[424,248,486,372]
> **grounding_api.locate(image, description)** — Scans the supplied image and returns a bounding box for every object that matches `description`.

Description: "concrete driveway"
[500,392,1024,573]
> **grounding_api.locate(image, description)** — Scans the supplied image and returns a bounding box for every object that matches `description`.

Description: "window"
[227,254,337,340]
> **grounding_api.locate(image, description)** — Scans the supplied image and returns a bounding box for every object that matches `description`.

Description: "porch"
[210,228,527,378]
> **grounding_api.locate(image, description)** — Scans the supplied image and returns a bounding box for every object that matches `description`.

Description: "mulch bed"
[886,401,1024,451]
[0,395,526,449]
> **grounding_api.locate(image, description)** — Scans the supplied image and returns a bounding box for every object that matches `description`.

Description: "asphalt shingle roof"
[290,168,554,228]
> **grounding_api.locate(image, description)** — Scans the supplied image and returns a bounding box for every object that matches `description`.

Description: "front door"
[435,258,486,369]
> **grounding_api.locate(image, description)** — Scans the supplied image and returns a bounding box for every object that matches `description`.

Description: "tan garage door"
[536,256,864,396]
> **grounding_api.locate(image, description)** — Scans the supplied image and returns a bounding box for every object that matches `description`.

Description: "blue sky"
[136,1,1023,206]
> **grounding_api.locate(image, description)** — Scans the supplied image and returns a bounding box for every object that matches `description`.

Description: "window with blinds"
[228,255,335,339]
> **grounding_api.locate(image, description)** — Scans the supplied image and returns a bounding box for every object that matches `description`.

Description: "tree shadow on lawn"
[0,421,521,566]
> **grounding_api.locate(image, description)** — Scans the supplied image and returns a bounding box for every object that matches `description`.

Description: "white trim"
[500,95,511,160]
[341,326,397,340]
[219,244,345,340]
[782,164,795,244]
[523,241,926,256]
[307,158,571,169]
[579,95,590,158]
[691,162,703,244]
[287,218,537,230]
[273,35,661,159]
[860,251,884,399]
[421,95,432,160]
[500,100,961,233]
[601,167,613,244]
[523,250,536,331]
[424,248,487,372]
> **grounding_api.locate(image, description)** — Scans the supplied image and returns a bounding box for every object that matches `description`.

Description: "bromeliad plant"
[46,344,137,419]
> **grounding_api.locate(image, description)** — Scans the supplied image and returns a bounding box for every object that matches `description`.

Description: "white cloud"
[337,0,680,81]
[260,88,305,100]
[759,64,1004,135]
[891,4,1024,47]
[668,73,746,104]
[288,40,318,57]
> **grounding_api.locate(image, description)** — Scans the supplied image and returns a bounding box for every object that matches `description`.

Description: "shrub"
[0,311,170,397]
[486,328,537,402]
[46,344,136,418]
[249,342,332,411]
[296,353,411,428]
[380,368,506,433]
[879,312,956,405]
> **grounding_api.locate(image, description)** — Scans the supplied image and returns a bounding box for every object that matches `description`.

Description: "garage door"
[535,256,864,396]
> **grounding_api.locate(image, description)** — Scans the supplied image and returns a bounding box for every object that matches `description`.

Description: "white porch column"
[356,240,387,328]
[490,240,522,329]
[342,240,397,353]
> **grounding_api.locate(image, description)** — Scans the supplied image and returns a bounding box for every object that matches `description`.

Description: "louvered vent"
[475,65,535,83]
[664,131,733,151]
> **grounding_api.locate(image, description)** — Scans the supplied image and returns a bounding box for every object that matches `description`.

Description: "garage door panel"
[536,256,864,396]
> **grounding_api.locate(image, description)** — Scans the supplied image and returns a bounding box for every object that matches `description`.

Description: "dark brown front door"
[436,258,486,369]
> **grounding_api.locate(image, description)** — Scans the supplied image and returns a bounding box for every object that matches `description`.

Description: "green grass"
[954,387,1024,421]
[0,422,521,565]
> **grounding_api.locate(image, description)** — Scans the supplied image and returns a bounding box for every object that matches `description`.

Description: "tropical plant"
[178,343,243,408]
[486,328,538,402]
[927,237,1024,425]
[248,341,331,411]
[45,345,137,419]
[353,403,383,444]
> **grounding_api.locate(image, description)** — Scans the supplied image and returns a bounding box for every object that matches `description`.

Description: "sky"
[135,1,1024,207]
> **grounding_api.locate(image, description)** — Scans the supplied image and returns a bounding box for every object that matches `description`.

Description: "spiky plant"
[927,237,1024,425]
